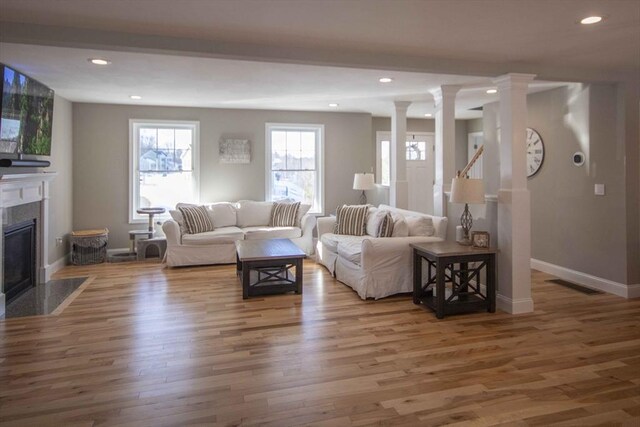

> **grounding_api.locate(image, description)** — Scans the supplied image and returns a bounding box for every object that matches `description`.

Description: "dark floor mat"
[546,278,603,295]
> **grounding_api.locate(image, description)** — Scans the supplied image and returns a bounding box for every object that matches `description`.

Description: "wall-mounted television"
[0,64,55,156]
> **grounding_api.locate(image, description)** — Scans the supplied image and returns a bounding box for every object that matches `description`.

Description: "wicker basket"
[71,228,109,265]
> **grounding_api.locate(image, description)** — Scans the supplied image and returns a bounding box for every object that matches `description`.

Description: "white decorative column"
[494,73,536,314]
[0,172,57,316]
[433,85,460,216]
[390,101,410,208]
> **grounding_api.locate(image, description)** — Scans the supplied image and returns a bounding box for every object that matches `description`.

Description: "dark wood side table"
[235,239,305,299]
[411,241,497,319]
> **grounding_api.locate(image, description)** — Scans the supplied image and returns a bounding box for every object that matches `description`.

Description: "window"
[266,123,324,214]
[129,120,199,222]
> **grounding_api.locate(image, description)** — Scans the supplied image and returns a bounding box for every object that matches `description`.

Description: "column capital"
[432,85,461,108]
[393,101,411,111]
[493,73,536,89]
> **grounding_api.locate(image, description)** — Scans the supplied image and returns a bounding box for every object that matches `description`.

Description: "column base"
[497,293,534,314]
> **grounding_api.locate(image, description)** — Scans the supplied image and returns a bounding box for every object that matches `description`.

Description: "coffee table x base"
[236,239,305,299]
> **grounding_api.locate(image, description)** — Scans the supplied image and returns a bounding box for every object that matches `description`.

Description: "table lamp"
[353,173,375,204]
[450,177,485,245]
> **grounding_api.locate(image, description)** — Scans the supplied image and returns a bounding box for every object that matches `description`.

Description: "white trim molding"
[497,294,534,314]
[531,258,639,299]
[45,253,70,282]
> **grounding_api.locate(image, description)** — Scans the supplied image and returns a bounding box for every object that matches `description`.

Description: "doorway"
[376,131,435,214]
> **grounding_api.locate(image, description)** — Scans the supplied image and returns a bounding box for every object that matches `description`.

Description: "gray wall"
[73,104,372,248]
[527,84,627,284]
[48,96,74,264]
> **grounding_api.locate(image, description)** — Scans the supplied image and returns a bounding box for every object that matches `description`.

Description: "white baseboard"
[496,294,534,314]
[531,258,638,299]
[44,253,70,282]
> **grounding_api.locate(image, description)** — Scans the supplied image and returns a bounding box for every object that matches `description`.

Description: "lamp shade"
[450,177,485,204]
[353,173,375,190]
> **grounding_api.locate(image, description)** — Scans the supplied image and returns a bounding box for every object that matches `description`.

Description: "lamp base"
[456,238,472,246]
[359,191,367,205]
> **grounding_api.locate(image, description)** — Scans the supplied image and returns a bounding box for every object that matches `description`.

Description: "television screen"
[0,64,55,156]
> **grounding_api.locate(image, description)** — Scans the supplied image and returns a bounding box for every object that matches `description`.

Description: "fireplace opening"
[4,219,36,304]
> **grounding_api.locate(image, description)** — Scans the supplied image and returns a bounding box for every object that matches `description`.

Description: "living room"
[1,0,639,425]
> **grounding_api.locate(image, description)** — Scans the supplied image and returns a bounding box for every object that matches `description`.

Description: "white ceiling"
[0,0,637,119]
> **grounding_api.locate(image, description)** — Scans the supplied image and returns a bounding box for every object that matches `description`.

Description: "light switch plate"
[595,184,605,196]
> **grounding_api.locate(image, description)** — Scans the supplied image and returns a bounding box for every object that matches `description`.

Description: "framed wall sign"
[219,139,251,164]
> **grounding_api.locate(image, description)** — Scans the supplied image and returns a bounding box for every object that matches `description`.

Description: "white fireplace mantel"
[0,172,57,316]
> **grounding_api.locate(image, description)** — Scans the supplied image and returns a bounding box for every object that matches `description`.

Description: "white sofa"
[162,200,315,267]
[316,204,447,299]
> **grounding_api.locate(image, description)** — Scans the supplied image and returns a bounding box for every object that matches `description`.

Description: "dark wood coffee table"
[235,239,305,299]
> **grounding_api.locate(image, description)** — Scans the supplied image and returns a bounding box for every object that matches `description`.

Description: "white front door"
[377,131,435,214]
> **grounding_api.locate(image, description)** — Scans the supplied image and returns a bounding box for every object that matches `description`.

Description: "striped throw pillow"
[334,204,369,236]
[376,212,394,237]
[178,205,214,234]
[270,202,301,227]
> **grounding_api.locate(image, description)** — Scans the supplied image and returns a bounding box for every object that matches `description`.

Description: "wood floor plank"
[1,262,639,426]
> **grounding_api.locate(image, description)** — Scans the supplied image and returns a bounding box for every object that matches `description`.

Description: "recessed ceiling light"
[580,16,603,25]
[379,77,393,83]
[329,103,339,107]
[89,58,111,65]
[424,113,432,117]
[486,89,498,94]
[130,95,142,100]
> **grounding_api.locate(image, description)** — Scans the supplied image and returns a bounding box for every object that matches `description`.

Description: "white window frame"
[265,123,324,215]
[129,119,200,223]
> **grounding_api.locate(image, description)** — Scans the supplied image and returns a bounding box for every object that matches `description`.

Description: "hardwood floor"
[1,260,639,426]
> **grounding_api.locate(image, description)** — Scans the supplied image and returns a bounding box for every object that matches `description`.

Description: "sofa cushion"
[334,204,368,236]
[391,213,409,237]
[236,200,274,227]
[242,226,302,240]
[319,234,369,266]
[270,201,300,227]
[320,233,368,254]
[178,205,214,234]
[208,202,237,228]
[406,216,435,236]
[181,226,244,245]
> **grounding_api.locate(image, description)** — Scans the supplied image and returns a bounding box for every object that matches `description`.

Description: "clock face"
[526,127,544,177]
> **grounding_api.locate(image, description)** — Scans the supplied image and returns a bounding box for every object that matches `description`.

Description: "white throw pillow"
[391,212,409,237]
[297,203,311,227]
[208,202,237,228]
[169,209,186,234]
[406,216,435,236]
[236,200,275,227]
[365,207,379,236]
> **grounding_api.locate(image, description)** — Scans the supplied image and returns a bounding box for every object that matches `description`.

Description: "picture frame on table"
[471,231,490,248]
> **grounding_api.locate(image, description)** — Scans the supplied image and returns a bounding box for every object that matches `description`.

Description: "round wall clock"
[526,127,544,177]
